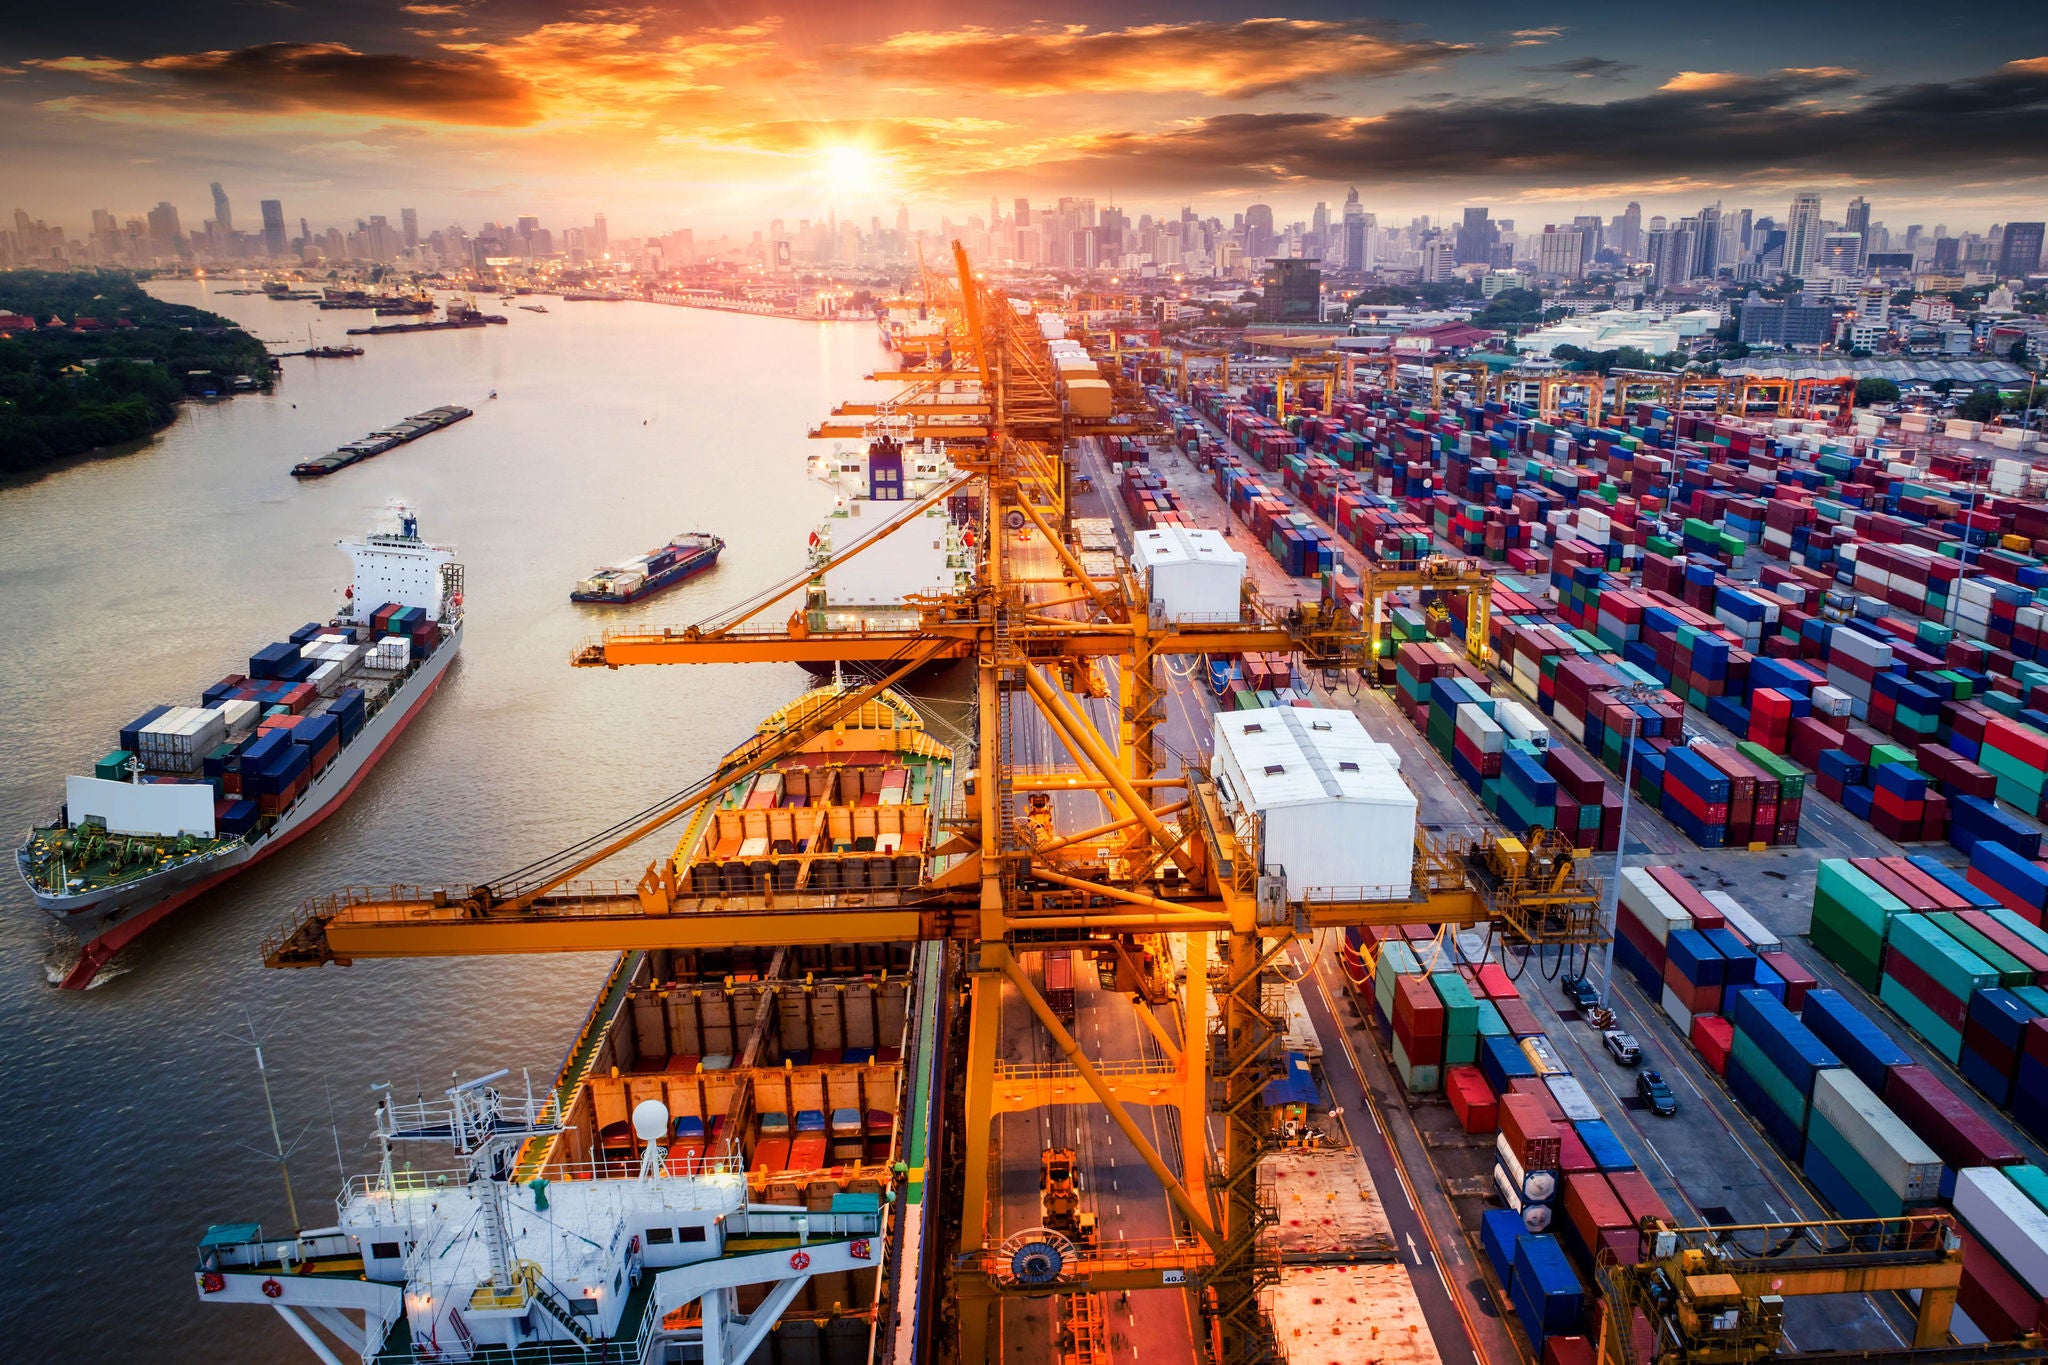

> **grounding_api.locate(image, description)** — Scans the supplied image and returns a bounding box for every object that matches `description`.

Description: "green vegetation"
[0,271,271,474]
[1550,344,1689,376]
[1854,378,1900,406]
[1472,287,1551,329]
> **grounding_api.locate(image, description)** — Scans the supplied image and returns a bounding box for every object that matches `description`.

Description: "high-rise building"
[1458,207,1496,265]
[1341,188,1371,271]
[1997,222,2045,278]
[1419,239,1456,282]
[147,201,182,254]
[1619,202,1642,260]
[1536,226,1586,280]
[1933,236,1961,271]
[210,182,232,233]
[1815,232,1863,275]
[260,199,287,257]
[367,215,399,261]
[1785,190,1823,277]
[1738,291,1835,348]
[401,207,419,248]
[1244,204,1276,259]
[1571,215,1604,261]
[1309,200,1329,258]
[1844,196,1871,270]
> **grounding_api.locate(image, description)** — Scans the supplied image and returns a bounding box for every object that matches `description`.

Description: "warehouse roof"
[1132,524,1244,570]
[1214,706,1406,810]
[1720,357,2033,383]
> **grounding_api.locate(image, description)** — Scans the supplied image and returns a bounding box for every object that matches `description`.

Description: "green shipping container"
[1887,913,2000,1003]
[94,750,133,783]
[1878,972,1964,1062]
[1730,1029,1812,1127]
[1805,1109,1910,1217]
[1926,913,2032,987]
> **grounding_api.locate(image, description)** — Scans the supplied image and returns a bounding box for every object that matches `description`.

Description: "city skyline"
[5,4,2048,233]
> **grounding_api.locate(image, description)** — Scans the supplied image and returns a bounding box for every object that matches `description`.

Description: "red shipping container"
[1446,1065,1498,1133]
[1477,963,1520,1000]
[1957,1227,2039,1341]
[1691,1014,1734,1074]
[1564,1170,1632,1257]
[1758,952,1816,1010]
[1883,1065,2025,1169]
[1556,1125,1596,1175]
[1495,998,1543,1037]
[1542,1337,1596,1365]
[1885,952,1968,1030]
[1606,1170,1674,1232]
[1502,1092,1563,1168]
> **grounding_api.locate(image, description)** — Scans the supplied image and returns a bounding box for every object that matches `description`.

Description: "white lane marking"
[1406,1233,1423,1266]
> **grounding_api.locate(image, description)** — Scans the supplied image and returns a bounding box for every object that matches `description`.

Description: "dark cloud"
[131,41,540,125]
[847,19,1471,99]
[1006,61,2048,192]
[1519,55,1633,81]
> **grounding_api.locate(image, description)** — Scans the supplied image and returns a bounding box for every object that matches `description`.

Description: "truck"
[1040,1147,1097,1246]
[1043,950,1076,1022]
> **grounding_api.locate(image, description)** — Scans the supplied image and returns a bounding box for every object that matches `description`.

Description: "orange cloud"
[1660,71,1745,92]
[847,19,1472,98]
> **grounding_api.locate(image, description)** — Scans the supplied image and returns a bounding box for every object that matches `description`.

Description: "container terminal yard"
[187,247,2048,1365]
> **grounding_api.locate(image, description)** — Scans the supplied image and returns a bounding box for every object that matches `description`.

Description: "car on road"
[1637,1069,1678,1116]
[1603,1031,1643,1066]
[1560,974,1601,1011]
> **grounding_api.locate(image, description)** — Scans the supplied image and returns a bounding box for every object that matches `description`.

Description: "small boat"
[520,304,549,314]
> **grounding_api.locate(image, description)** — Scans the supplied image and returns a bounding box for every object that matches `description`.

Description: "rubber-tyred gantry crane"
[263,243,1609,1365]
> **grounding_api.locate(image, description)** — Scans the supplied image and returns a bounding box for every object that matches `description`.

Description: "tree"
[1855,378,1900,406]
[2012,338,2032,364]
[1959,387,2006,423]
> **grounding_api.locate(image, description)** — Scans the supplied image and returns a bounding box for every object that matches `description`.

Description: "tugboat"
[571,532,724,604]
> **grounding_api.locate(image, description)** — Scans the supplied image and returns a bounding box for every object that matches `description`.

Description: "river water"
[0,283,892,1360]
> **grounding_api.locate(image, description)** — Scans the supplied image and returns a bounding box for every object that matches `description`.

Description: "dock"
[289,405,472,479]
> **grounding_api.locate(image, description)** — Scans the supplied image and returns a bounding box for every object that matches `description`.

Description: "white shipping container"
[1620,866,1691,943]
[1954,1167,2048,1297]
[1811,686,1855,718]
[1494,699,1550,751]
[1544,1075,1601,1123]
[1455,703,1505,752]
[219,698,261,737]
[310,660,345,697]
[1810,1069,1942,1202]
[1830,627,1893,668]
[1660,983,1694,1035]
[1702,890,1781,952]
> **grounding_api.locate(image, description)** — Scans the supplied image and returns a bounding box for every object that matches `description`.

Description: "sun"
[817,141,882,196]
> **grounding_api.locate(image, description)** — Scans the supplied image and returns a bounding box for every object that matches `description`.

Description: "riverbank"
[0,271,273,475]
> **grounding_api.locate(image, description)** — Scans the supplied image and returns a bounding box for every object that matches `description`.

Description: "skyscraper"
[1244,204,1276,259]
[1457,207,1496,265]
[401,207,419,248]
[1310,200,1329,258]
[591,214,608,251]
[147,201,182,254]
[1341,188,1370,271]
[1785,190,1823,277]
[1844,196,1871,270]
[1536,226,1586,280]
[1997,223,2045,279]
[1619,202,1642,260]
[260,199,286,257]
[210,182,232,233]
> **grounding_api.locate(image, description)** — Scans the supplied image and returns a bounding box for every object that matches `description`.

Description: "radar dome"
[632,1099,671,1143]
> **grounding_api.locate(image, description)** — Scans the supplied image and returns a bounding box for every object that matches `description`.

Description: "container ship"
[191,681,951,1363]
[802,434,973,676]
[17,504,463,989]
[875,300,947,363]
[571,532,724,604]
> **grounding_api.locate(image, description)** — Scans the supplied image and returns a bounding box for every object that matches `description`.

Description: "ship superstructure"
[195,682,952,1363]
[803,435,971,658]
[17,503,463,987]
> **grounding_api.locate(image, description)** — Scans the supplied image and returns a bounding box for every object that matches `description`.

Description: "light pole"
[1600,681,1662,998]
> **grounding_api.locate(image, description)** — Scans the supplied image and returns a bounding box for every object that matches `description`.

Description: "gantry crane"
[1431,359,1496,410]
[1593,1214,2037,1365]
[261,244,1609,1365]
[1355,556,1496,669]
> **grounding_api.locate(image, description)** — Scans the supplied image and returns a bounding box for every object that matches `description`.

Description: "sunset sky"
[7,2,2048,235]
